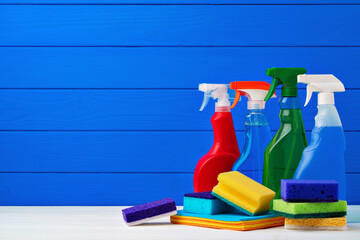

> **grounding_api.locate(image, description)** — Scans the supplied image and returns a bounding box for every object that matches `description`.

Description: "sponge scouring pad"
[122,198,177,226]
[281,179,338,202]
[273,199,347,219]
[212,171,275,216]
[170,210,284,231]
[285,217,346,231]
[184,191,235,215]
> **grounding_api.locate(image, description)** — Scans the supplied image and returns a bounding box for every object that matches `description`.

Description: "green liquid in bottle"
[263,99,308,202]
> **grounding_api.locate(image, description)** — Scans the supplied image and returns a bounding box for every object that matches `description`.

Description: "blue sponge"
[281,179,338,202]
[184,191,235,215]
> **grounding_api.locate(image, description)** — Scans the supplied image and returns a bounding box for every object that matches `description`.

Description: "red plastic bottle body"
[193,111,240,192]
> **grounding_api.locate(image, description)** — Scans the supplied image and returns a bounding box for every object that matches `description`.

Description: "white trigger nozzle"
[298,74,345,106]
[198,83,231,111]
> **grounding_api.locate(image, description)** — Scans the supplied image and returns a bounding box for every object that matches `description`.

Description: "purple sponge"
[281,179,338,202]
[122,198,177,226]
[184,191,216,199]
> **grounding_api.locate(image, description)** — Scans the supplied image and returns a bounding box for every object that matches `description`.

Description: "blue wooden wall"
[0,1,359,205]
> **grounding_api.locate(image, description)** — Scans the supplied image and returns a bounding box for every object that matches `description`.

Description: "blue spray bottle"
[294,74,346,200]
[229,81,276,183]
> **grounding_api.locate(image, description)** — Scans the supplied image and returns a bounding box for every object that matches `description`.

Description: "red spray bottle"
[193,84,240,192]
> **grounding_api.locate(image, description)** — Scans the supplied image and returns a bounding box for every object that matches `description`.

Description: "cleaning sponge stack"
[171,171,284,231]
[273,179,347,230]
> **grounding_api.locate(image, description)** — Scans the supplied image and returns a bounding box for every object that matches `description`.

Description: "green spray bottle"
[262,67,308,200]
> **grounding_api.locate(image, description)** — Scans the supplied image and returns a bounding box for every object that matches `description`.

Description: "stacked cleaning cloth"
[273,179,347,230]
[171,171,284,231]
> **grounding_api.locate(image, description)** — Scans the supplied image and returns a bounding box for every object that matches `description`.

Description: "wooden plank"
[0,131,210,173]
[0,89,356,131]
[1,47,360,89]
[1,1,360,4]
[0,173,358,205]
[0,5,359,46]
[0,131,358,172]
[0,173,193,205]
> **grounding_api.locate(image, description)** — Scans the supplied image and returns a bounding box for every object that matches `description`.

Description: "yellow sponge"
[212,171,275,216]
[285,217,346,231]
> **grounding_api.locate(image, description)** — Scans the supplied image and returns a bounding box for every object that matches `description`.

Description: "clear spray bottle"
[230,81,276,183]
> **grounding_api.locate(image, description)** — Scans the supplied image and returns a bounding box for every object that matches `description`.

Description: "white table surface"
[1,206,359,240]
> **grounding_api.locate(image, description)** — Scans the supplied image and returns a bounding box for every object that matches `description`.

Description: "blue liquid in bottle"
[295,127,346,199]
[295,105,346,200]
[232,109,273,183]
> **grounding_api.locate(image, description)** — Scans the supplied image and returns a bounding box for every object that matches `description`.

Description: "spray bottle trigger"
[304,85,321,106]
[264,78,279,101]
[304,85,313,106]
[230,91,242,109]
[200,92,211,111]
